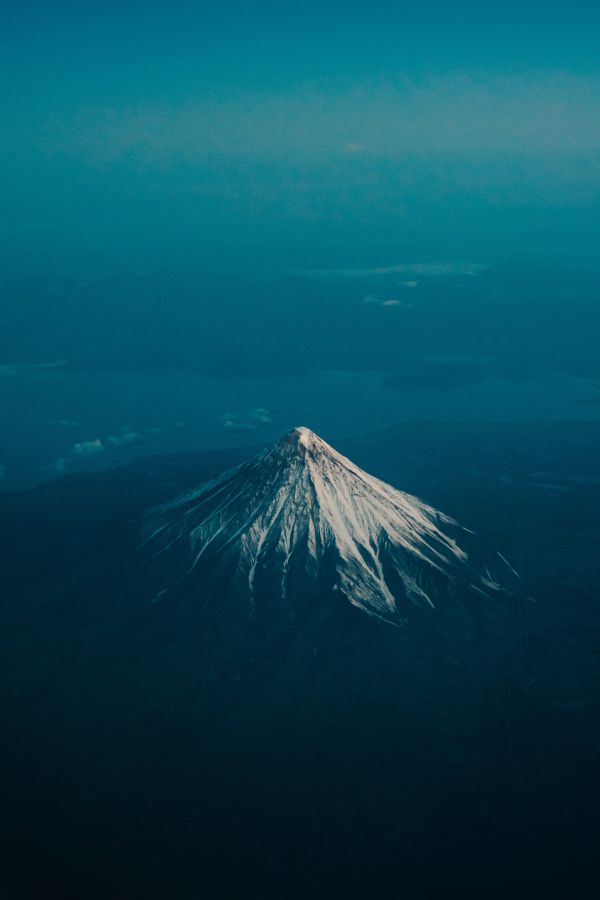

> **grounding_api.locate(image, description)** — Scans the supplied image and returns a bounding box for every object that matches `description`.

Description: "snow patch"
[141,427,514,621]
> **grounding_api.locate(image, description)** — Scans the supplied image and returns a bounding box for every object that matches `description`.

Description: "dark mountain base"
[2,679,599,900]
[1,422,600,899]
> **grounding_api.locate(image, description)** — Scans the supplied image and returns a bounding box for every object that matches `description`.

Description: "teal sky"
[5,2,600,100]
[1,1,600,488]
[3,1,600,255]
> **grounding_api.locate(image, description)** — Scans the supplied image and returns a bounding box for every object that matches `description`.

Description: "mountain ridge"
[140,427,518,623]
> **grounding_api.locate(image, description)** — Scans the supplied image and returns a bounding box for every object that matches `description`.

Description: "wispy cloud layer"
[221,408,274,431]
[72,438,104,456]
[107,430,145,446]
[49,74,600,163]
[0,361,68,378]
[308,261,484,279]
[29,72,600,220]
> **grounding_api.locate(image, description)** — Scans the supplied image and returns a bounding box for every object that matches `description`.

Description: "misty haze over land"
[2,257,600,490]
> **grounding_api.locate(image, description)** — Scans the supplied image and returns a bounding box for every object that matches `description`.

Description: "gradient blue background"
[2,0,600,488]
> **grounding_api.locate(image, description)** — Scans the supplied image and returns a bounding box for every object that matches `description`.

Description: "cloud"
[313,261,484,279]
[344,142,365,154]
[249,408,274,425]
[48,427,151,478]
[363,296,412,308]
[50,74,600,165]
[107,430,145,446]
[0,361,69,378]
[35,72,600,222]
[221,408,274,431]
[72,438,104,456]
[46,418,80,427]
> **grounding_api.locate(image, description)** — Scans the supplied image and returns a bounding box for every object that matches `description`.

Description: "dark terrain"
[1,421,599,899]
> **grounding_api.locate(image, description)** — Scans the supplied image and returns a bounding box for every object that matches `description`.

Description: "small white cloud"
[107,431,144,446]
[363,296,411,308]
[344,142,365,154]
[223,418,252,431]
[220,408,274,431]
[400,280,418,288]
[72,438,104,456]
[249,407,274,425]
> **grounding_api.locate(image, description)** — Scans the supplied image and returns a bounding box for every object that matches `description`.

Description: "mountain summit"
[141,427,517,623]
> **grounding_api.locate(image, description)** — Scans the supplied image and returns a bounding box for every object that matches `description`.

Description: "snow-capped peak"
[141,428,516,622]
[293,425,315,446]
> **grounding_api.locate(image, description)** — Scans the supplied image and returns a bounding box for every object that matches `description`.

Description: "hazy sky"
[1,1,600,488]
[3,1,600,256]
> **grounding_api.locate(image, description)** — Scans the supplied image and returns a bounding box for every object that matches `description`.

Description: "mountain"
[1,423,600,900]
[140,426,519,625]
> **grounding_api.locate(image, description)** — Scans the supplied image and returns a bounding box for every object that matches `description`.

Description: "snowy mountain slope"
[140,427,518,623]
